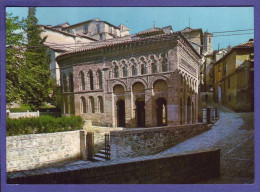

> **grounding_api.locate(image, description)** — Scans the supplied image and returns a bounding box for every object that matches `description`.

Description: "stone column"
[105,93,114,127]
[74,94,81,115]
[167,87,180,126]
[145,88,153,127]
[124,91,132,128]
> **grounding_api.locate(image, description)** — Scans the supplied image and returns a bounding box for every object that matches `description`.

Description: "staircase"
[93,145,111,161]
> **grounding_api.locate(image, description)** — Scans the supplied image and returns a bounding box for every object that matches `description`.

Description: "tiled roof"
[52,22,70,28]
[181,27,202,33]
[40,25,98,41]
[136,27,164,36]
[233,40,254,48]
[215,40,254,65]
[63,18,120,30]
[56,32,202,60]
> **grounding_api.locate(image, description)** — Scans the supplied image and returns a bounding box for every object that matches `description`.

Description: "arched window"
[150,56,157,73]
[80,71,85,91]
[122,61,128,77]
[162,58,168,72]
[98,96,104,113]
[88,70,94,90]
[140,58,147,75]
[69,73,74,92]
[81,97,86,113]
[63,74,68,92]
[97,70,103,89]
[161,53,168,72]
[131,59,137,76]
[89,96,95,113]
[114,65,119,78]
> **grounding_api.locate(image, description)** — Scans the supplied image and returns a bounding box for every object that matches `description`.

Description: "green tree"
[6,13,26,103]
[22,7,51,110]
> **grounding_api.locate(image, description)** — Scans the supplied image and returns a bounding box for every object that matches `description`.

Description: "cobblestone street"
[158,105,254,184]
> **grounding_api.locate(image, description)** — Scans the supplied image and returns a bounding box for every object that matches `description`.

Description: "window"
[218,66,221,73]
[140,58,147,75]
[114,65,119,78]
[69,73,74,92]
[80,71,85,90]
[89,70,94,90]
[131,59,137,76]
[228,78,230,89]
[81,97,86,113]
[161,54,168,72]
[223,62,227,75]
[151,63,157,73]
[84,25,88,34]
[98,96,104,113]
[132,65,137,76]
[89,96,95,113]
[99,33,103,40]
[97,70,103,89]
[123,66,128,77]
[63,74,68,92]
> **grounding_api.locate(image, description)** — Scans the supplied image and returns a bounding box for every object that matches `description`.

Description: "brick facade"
[57,33,201,128]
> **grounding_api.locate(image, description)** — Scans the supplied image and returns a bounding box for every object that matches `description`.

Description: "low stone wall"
[7,149,220,184]
[110,123,209,159]
[7,110,39,119]
[6,130,86,172]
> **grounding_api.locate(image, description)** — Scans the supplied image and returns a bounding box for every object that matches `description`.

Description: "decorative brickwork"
[57,33,201,128]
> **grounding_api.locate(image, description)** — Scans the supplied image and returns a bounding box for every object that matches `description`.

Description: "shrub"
[6,115,83,136]
[8,104,32,112]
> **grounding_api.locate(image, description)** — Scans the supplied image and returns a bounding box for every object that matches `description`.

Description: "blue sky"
[6,7,254,50]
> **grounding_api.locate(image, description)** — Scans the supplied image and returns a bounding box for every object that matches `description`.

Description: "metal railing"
[104,133,110,160]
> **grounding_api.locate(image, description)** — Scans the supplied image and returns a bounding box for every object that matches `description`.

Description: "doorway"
[156,97,167,126]
[117,99,125,127]
[135,99,145,127]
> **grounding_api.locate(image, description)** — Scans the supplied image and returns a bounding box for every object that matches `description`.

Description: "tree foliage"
[6,13,26,103]
[6,8,51,110]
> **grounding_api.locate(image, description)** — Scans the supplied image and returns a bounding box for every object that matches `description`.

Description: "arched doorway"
[117,99,125,127]
[135,99,145,127]
[187,96,191,124]
[132,82,146,127]
[156,97,167,126]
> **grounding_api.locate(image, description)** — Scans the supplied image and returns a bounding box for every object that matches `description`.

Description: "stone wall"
[6,130,86,172]
[110,123,209,159]
[7,149,220,184]
[6,110,39,119]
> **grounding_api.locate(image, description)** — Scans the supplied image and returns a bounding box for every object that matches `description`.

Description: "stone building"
[202,49,228,92]
[39,25,97,85]
[214,39,254,111]
[61,18,130,41]
[56,29,201,128]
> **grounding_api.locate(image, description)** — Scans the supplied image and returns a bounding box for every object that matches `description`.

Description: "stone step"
[93,156,106,161]
[95,153,106,158]
[100,149,111,154]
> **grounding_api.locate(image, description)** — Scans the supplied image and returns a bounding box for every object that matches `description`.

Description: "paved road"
[158,106,254,184]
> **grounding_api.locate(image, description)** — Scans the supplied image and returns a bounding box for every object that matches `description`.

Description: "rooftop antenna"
[153,20,156,28]
[218,43,220,51]
[189,17,190,28]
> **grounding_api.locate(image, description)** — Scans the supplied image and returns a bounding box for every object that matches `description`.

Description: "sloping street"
[158,105,254,184]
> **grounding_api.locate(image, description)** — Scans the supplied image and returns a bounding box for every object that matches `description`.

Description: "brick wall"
[110,123,209,159]
[7,149,220,184]
[6,130,86,172]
